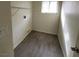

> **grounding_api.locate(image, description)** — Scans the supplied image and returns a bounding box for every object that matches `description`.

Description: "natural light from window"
[41,1,58,13]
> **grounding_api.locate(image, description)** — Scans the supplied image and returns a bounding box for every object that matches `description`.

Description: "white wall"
[0,2,14,56]
[58,2,79,57]
[32,1,60,34]
[11,1,32,49]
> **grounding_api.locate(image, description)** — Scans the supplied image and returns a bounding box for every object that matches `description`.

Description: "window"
[41,1,58,13]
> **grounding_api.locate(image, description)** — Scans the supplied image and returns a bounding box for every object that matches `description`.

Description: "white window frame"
[41,1,58,13]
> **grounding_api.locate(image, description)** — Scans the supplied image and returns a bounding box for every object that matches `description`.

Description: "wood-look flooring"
[14,31,63,57]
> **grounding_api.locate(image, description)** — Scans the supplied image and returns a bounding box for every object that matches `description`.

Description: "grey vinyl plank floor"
[14,31,63,57]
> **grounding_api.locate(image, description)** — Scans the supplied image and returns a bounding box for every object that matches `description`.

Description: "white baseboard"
[13,29,32,49]
[32,29,57,35]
